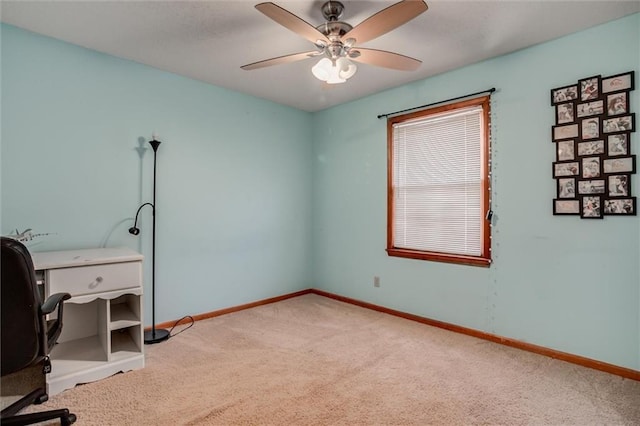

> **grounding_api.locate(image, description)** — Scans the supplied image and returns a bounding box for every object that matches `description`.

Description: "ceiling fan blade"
[343,0,428,45]
[241,51,320,71]
[255,2,328,44]
[350,48,422,71]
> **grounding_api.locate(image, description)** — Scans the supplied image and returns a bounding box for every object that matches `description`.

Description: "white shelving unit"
[32,247,145,396]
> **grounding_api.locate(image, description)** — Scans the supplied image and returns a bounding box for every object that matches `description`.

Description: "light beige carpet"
[20,294,640,425]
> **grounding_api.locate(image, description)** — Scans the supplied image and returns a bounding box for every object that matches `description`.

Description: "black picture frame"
[606,92,628,116]
[557,177,576,198]
[602,113,635,134]
[602,71,635,94]
[552,123,579,141]
[556,140,576,161]
[553,199,580,215]
[556,102,576,124]
[576,100,604,118]
[603,197,636,215]
[551,84,579,105]
[577,139,604,156]
[607,174,631,197]
[553,161,580,178]
[580,117,601,140]
[578,75,601,101]
[603,155,636,174]
[580,195,603,219]
[607,133,629,156]
[581,156,601,179]
[578,179,605,195]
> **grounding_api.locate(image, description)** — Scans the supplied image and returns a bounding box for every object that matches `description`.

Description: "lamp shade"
[311,58,333,81]
[312,57,357,84]
[336,57,357,80]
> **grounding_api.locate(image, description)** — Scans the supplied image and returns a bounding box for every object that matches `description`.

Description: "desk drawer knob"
[89,276,104,289]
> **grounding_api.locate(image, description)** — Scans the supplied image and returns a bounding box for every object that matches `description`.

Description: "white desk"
[31,247,145,395]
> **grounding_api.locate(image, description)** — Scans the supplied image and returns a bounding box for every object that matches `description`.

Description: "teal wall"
[0,24,314,325]
[2,13,639,371]
[312,13,640,370]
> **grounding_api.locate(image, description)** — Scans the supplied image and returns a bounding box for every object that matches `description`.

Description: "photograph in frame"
[581,156,601,178]
[553,199,580,215]
[577,139,604,156]
[579,75,600,101]
[576,100,604,118]
[603,197,636,215]
[553,123,579,141]
[580,195,603,219]
[606,92,628,116]
[578,179,605,195]
[553,161,580,178]
[608,174,630,197]
[603,156,636,174]
[607,133,629,156]
[551,84,578,105]
[557,178,576,198]
[581,117,600,139]
[603,114,635,133]
[556,140,575,161]
[601,71,635,94]
[556,102,575,124]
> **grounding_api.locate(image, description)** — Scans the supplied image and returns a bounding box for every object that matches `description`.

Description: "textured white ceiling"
[1,0,639,112]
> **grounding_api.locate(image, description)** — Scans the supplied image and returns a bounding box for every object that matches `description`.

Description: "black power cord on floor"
[166,315,195,339]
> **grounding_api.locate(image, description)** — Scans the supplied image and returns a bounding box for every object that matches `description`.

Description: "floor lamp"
[129,136,169,344]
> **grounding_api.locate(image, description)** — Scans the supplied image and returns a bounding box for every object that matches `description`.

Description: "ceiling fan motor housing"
[318,1,353,40]
[316,21,352,40]
[321,1,345,21]
[316,2,354,60]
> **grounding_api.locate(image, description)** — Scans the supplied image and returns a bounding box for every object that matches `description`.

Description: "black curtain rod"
[377,87,496,119]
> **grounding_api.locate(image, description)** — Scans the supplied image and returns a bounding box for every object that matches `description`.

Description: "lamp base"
[144,328,170,344]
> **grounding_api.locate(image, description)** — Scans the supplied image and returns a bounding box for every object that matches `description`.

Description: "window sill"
[386,248,491,268]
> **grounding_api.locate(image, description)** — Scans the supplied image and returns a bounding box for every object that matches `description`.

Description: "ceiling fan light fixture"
[336,57,357,80]
[312,57,356,84]
[312,57,333,81]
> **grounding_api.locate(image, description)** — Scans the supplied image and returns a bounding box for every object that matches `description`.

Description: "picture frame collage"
[551,71,636,218]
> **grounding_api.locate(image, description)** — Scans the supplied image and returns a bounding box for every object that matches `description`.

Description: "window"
[387,95,492,267]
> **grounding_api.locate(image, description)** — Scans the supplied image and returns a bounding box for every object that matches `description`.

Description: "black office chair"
[1,237,77,425]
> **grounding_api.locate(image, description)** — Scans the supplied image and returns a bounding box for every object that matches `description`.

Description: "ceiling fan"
[241,0,429,84]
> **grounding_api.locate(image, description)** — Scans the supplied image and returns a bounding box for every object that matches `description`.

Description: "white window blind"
[392,105,484,256]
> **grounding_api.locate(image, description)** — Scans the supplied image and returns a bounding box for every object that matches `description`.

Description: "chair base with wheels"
[1,387,76,426]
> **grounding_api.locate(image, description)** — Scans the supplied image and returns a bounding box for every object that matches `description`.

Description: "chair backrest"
[1,237,45,377]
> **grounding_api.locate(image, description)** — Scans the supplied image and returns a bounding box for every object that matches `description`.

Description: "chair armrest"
[41,293,71,349]
[42,293,71,315]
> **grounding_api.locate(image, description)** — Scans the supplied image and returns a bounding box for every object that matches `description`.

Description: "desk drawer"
[48,262,141,296]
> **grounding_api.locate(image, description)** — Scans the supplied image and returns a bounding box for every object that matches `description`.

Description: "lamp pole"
[144,137,169,344]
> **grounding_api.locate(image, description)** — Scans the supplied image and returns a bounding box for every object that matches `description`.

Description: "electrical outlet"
[373,276,380,288]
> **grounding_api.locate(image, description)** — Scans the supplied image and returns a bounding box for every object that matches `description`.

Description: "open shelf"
[111,326,142,361]
[110,294,141,331]
[49,335,108,379]
[110,303,140,330]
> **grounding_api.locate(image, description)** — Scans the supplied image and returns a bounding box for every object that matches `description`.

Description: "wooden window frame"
[386,95,492,267]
